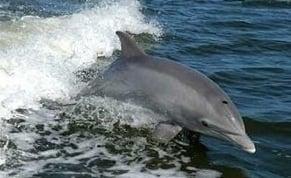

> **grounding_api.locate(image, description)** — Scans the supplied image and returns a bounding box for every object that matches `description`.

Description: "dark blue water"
[1,0,291,177]
[145,1,291,177]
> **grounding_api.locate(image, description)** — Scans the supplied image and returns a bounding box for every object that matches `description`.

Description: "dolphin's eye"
[222,100,228,104]
[201,121,209,127]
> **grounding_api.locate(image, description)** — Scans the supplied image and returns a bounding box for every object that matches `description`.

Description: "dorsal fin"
[116,31,146,58]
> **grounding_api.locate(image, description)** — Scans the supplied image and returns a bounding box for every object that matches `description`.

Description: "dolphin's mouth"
[232,134,256,153]
[206,127,256,153]
[222,133,256,154]
[243,146,256,153]
[205,121,256,153]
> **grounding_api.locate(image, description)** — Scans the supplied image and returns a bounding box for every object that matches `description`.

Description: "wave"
[0,0,162,119]
[242,0,291,7]
[244,118,291,136]
[184,37,291,56]
[0,1,162,175]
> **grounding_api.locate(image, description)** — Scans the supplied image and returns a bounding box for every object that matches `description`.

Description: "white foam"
[0,94,222,178]
[0,0,161,173]
[70,96,166,128]
[0,0,162,119]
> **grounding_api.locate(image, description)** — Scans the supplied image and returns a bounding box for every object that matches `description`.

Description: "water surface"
[0,0,291,177]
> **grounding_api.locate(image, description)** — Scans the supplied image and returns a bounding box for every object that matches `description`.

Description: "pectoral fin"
[153,123,182,143]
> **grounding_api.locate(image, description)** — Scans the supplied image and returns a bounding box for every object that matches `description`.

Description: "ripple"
[242,0,291,8]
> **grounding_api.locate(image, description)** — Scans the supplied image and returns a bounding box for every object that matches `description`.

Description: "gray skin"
[81,31,256,153]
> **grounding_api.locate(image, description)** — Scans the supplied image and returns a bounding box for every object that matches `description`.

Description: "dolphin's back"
[103,55,227,102]
[89,55,235,128]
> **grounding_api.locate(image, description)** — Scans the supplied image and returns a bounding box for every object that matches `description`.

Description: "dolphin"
[80,31,256,153]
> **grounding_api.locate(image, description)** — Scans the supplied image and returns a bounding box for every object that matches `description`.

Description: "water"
[0,0,290,177]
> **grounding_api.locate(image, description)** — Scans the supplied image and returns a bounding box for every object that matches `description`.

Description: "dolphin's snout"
[241,136,256,154]
[229,134,256,154]
[245,144,256,154]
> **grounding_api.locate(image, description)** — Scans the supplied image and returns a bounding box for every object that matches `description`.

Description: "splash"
[0,0,162,119]
[0,0,162,174]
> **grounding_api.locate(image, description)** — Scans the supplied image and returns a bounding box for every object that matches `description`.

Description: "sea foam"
[0,0,161,173]
[0,0,161,119]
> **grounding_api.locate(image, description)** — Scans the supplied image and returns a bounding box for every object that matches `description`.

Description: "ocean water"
[0,0,290,177]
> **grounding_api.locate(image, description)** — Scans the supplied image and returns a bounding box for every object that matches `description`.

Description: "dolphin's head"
[193,88,256,154]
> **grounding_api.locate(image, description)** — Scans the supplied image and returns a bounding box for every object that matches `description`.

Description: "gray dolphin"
[81,31,256,153]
